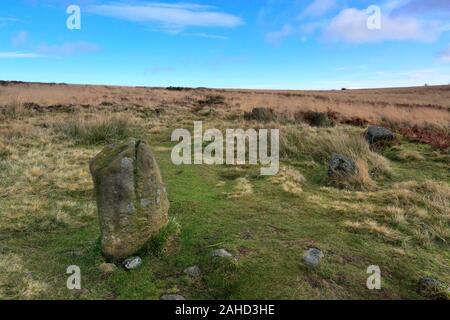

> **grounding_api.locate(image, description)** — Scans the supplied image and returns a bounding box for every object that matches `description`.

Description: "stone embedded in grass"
[161,294,186,300]
[89,139,169,262]
[418,276,449,300]
[211,249,233,258]
[328,153,358,178]
[364,126,395,145]
[99,263,117,273]
[303,248,324,268]
[122,256,142,270]
[184,265,202,278]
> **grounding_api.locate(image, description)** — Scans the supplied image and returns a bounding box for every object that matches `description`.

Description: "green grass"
[0,114,449,300]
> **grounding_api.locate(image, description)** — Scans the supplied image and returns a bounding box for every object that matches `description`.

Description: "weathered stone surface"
[90,139,169,262]
[328,153,358,177]
[211,249,233,258]
[365,126,395,145]
[161,294,186,300]
[184,265,202,277]
[123,256,142,270]
[303,248,324,268]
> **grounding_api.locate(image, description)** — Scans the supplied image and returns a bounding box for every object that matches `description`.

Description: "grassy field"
[0,82,449,300]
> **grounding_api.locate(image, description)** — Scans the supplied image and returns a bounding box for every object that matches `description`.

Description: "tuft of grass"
[280,126,391,190]
[53,113,132,145]
[225,177,253,198]
[375,180,450,245]
[270,166,305,195]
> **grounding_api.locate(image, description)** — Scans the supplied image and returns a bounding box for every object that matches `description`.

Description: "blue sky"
[1,0,450,89]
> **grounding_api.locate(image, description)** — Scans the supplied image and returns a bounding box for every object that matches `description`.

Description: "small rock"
[418,277,449,300]
[328,153,358,177]
[122,256,142,270]
[99,263,117,273]
[365,126,395,145]
[160,294,186,300]
[211,249,233,258]
[184,265,202,278]
[303,248,324,268]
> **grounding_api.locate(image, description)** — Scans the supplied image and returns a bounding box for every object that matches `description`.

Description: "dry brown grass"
[1,82,450,126]
[225,177,253,198]
[270,166,306,195]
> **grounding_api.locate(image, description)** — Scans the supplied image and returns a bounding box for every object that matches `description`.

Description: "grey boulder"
[328,153,358,177]
[365,126,395,145]
[303,248,324,268]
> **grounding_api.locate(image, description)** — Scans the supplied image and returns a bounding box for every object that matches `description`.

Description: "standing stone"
[90,139,169,262]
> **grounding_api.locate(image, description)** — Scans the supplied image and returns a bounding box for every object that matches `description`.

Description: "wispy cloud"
[36,42,101,57]
[299,0,338,20]
[87,2,244,33]
[183,32,228,40]
[392,0,450,16]
[0,16,21,27]
[266,24,295,46]
[322,7,442,43]
[0,52,42,59]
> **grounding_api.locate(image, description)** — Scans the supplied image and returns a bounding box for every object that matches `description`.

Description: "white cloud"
[266,24,295,46]
[87,2,243,33]
[12,31,28,46]
[36,42,100,56]
[299,0,338,19]
[183,33,228,40]
[0,17,21,27]
[323,8,442,43]
[0,52,42,59]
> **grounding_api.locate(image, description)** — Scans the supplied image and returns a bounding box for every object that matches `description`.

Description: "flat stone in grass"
[184,265,202,278]
[303,248,324,268]
[98,263,117,273]
[161,294,186,300]
[90,139,169,262]
[211,249,233,258]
